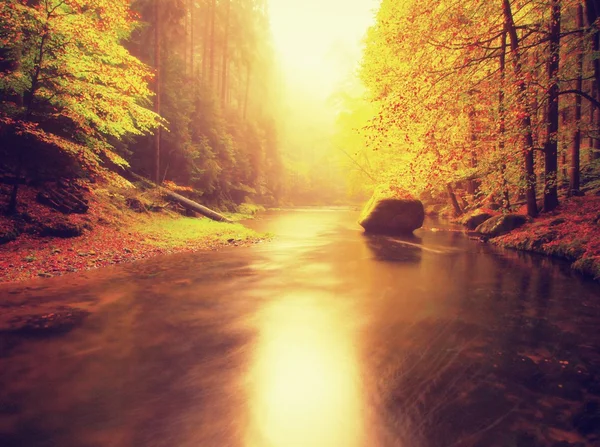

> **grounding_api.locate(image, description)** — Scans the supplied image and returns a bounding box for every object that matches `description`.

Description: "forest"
[0,0,288,211]
[337,0,600,216]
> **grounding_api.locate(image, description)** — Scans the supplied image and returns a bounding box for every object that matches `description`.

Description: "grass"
[134,214,268,249]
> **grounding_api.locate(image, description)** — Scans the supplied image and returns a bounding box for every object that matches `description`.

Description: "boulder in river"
[475,214,527,238]
[359,189,424,234]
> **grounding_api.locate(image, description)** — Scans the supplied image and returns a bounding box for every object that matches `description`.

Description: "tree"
[543,0,561,212]
[0,0,160,213]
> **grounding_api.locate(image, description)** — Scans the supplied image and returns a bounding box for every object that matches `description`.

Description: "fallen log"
[162,189,232,223]
[126,171,231,223]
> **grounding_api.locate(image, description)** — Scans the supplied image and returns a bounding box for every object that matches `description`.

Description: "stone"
[359,190,424,234]
[463,212,493,230]
[475,214,527,238]
[39,218,84,238]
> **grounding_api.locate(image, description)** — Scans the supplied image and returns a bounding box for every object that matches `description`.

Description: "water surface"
[1,208,599,447]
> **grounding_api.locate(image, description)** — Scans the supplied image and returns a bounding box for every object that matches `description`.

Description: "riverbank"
[0,183,268,285]
[488,194,600,281]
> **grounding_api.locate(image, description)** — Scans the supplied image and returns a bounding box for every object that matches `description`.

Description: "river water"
[1,208,599,447]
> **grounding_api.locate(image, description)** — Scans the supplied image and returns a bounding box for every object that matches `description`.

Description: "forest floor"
[0,183,268,285]
[491,193,600,281]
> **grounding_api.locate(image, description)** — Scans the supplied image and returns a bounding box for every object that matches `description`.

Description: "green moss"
[135,216,269,249]
[222,203,266,221]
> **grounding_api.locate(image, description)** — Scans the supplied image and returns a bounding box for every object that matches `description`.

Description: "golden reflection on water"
[246,292,364,447]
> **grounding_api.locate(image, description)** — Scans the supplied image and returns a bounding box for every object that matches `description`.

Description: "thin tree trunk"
[201,0,209,85]
[595,98,600,160]
[243,63,251,119]
[570,3,584,194]
[446,184,463,216]
[467,107,479,198]
[209,0,216,88]
[184,1,188,76]
[560,109,567,180]
[503,0,538,217]
[190,0,195,80]
[154,0,162,184]
[221,0,230,107]
[499,30,510,209]
[589,81,597,160]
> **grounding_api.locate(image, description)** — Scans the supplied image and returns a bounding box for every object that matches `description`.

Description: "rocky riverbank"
[458,194,600,282]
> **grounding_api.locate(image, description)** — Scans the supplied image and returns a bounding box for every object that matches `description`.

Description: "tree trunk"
[154,0,162,185]
[503,0,538,217]
[570,3,584,195]
[209,0,216,88]
[543,0,560,212]
[190,0,195,79]
[499,30,510,209]
[164,190,232,222]
[243,63,251,120]
[446,183,463,216]
[201,0,209,85]
[586,0,600,160]
[467,107,479,198]
[221,0,230,107]
[589,81,597,160]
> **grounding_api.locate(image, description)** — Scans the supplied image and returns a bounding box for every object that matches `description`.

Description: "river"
[1,207,599,447]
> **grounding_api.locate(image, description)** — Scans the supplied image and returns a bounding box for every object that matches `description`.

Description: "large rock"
[475,214,527,238]
[463,212,494,230]
[39,218,84,238]
[359,192,424,234]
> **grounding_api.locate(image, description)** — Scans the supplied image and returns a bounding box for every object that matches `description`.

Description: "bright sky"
[268,0,380,100]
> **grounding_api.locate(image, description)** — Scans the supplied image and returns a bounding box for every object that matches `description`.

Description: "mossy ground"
[134,214,267,249]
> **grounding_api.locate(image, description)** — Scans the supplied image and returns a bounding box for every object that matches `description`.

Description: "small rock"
[78,252,87,257]
[123,247,132,253]
[38,272,52,278]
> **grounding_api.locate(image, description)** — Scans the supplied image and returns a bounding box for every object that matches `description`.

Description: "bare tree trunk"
[503,0,538,217]
[220,0,230,107]
[570,3,584,195]
[466,107,479,198]
[190,0,195,80]
[560,109,567,180]
[243,63,251,120]
[589,81,597,160]
[209,0,216,88]
[446,184,463,216]
[543,0,561,212]
[153,0,162,184]
[201,0,209,85]
[184,1,188,76]
[499,30,510,209]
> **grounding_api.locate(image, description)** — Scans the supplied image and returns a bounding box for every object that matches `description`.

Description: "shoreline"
[471,195,600,282]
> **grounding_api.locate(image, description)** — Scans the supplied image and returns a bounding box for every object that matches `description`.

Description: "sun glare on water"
[246,293,364,447]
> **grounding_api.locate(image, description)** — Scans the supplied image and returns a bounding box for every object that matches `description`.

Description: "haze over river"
[1,208,600,447]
